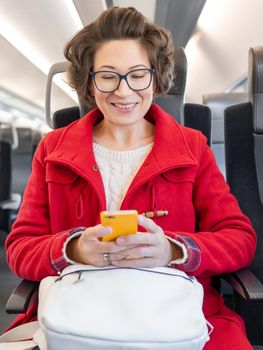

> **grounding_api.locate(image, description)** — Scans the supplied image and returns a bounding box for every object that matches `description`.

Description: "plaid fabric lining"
[171,235,201,272]
[50,227,86,273]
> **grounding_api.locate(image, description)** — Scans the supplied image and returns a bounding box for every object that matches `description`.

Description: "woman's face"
[91,39,154,127]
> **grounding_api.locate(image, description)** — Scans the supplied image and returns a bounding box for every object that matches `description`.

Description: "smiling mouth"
[111,103,137,109]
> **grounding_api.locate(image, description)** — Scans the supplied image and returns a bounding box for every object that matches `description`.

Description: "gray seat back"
[203,92,248,175]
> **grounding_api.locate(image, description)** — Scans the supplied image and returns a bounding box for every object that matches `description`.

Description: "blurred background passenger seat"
[203,92,248,176]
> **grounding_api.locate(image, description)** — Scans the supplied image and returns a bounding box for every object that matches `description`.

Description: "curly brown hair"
[64,6,175,107]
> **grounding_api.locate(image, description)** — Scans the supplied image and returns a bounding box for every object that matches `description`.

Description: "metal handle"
[45,61,70,129]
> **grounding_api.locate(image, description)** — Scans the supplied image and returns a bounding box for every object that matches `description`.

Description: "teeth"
[114,103,136,109]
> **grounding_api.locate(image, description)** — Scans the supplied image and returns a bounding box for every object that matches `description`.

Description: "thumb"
[138,214,163,234]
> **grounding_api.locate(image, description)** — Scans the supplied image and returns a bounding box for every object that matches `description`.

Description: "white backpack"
[0,265,212,350]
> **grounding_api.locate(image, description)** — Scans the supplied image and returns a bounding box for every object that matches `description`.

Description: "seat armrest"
[5,279,39,314]
[222,269,263,300]
[6,269,262,315]
[0,193,22,210]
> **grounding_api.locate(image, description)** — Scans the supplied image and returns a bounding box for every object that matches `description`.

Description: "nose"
[114,78,133,97]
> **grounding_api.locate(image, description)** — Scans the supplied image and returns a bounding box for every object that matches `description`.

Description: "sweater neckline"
[93,142,153,161]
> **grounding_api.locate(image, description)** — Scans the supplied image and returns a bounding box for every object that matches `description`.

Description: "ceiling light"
[65,0,84,30]
[0,8,79,103]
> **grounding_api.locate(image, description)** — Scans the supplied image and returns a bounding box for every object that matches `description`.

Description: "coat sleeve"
[167,140,256,277]
[5,138,84,281]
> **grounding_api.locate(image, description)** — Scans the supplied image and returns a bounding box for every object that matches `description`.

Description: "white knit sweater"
[93,142,153,210]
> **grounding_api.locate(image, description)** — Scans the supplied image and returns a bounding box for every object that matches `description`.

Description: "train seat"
[155,46,212,145]
[224,46,263,346]
[0,138,21,233]
[0,139,22,333]
[155,46,186,123]
[0,139,12,233]
[203,92,248,176]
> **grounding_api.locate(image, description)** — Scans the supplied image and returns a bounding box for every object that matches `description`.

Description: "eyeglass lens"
[94,69,153,92]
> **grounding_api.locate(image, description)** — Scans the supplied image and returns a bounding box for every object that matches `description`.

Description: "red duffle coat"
[5,104,256,348]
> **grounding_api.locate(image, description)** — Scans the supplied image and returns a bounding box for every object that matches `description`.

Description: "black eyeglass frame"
[89,68,155,93]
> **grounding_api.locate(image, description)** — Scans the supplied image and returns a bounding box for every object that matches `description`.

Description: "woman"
[6,6,256,349]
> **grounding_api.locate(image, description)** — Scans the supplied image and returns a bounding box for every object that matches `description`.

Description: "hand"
[66,225,139,267]
[111,215,176,268]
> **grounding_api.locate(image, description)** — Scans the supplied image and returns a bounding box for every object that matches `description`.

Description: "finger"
[91,240,140,254]
[83,225,112,239]
[118,246,156,259]
[108,253,127,261]
[138,215,163,234]
[116,232,158,246]
[100,252,129,266]
[111,257,156,268]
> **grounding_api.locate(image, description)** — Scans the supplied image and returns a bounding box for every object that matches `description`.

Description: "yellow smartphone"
[100,210,138,242]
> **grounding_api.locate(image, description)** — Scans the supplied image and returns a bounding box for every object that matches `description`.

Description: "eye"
[129,70,147,79]
[101,74,117,80]
[96,72,118,81]
[130,73,145,79]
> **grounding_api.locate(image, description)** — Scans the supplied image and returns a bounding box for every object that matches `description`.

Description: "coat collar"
[45,103,198,184]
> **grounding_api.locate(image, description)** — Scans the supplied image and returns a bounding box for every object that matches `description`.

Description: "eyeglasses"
[89,68,155,93]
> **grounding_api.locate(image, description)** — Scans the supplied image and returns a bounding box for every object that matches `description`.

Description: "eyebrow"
[97,64,148,71]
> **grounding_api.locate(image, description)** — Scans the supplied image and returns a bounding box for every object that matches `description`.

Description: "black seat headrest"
[53,106,81,129]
